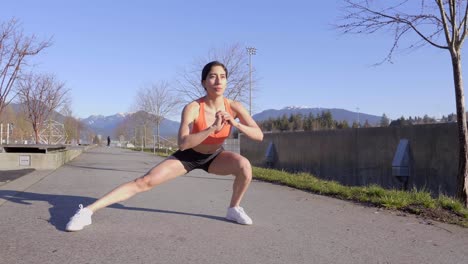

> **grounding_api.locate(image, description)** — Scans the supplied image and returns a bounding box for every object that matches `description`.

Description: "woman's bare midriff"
[192,143,224,154]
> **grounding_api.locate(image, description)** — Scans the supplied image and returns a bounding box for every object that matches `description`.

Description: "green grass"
[438,195,468,217]
[252,167,468,227]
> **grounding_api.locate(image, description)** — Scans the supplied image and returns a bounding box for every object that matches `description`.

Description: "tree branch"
[338,0,449,50]
[436,0,456,48]
[458,0,468,46]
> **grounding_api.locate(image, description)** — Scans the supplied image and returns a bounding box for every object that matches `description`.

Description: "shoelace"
[70,204,85,219]
[234,207,248,217]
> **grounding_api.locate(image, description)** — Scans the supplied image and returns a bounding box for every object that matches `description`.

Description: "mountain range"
[6,103,382,137]
[252,106,381,124]
[82,106,381,137]
[81,113,180,138]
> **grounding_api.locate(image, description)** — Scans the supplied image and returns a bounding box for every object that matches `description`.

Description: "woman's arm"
[177,102,225,151]
[223,100,263,141]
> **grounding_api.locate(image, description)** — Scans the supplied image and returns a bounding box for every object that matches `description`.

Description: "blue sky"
[0,0,462,121]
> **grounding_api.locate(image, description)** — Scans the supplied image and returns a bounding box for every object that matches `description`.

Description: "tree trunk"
[451,50,468,207]
[33,124,39,144]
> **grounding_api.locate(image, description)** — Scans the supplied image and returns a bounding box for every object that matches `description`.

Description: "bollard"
[392,139,413,190]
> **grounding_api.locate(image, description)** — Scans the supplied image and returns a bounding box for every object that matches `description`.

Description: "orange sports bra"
[191,98,233,145]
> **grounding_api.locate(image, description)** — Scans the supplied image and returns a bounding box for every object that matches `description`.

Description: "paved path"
[1,147,467,264]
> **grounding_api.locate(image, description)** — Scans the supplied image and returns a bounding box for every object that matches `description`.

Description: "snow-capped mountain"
[81,112,180,137]
[82,114,126,130]
[282,106,311,110]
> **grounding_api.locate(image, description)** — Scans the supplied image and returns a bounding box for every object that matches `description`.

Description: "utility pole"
[246,47,257,115]
[356,107,360,128]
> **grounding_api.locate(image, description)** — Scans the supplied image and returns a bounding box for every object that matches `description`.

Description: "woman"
[66,61,263,231]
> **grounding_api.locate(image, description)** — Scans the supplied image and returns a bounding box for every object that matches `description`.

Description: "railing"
[152,135,178,154]
[223,138,240,154]
[120,135,240,155]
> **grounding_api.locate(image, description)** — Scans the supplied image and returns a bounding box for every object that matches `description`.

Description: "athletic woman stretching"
[66,61,263,231]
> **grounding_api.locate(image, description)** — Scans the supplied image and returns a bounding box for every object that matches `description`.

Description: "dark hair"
[201,61,228,82]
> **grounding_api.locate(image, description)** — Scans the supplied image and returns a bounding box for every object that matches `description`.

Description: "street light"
[356,107,360,128]
[246,46,257,115]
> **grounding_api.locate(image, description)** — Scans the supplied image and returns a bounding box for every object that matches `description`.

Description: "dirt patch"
[403,205,468,227]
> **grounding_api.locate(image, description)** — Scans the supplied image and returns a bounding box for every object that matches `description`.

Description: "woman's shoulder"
[182,100,202,119]
[184,100,200,111]
[188,97,205,107]
[226,99,248,118]
[226,98,243,111]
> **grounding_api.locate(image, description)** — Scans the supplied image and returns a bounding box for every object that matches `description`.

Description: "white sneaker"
[66,204,93,232]
[226,206,253,225]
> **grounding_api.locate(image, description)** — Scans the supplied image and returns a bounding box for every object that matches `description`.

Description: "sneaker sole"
[66,223,91,232]
[225,216,253,225]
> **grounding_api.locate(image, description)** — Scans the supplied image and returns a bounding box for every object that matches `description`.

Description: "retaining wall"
[241,123,458,196]
[0,146,86,170]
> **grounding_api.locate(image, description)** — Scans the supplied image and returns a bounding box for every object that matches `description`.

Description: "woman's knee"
[239,156,252,169]
[134,174,155,191]
[237,157,252,179]
[134,165,180,191]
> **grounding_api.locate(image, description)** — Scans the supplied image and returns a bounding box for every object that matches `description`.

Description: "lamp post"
[356,107,360,128]
[246,47,257,115]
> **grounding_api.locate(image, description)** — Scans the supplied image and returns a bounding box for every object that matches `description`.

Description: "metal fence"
[223,138,240,153]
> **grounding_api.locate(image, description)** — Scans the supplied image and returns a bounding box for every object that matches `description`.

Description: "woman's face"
[202,65,227,96]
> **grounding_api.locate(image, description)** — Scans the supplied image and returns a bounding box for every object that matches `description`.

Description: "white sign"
[19,155,31,166]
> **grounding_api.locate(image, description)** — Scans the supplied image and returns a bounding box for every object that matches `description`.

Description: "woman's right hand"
[211,111,226,132]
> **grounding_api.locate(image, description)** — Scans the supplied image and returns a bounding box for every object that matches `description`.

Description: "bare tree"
[60,103,74,143]
[115,111,153,148]
[337,0,468,206]
[114,116,133,143]
[135,81,181,149]
[60,103,84,144]
[0,18,52,116]
[17,73,69,143]
[175,43,258,107]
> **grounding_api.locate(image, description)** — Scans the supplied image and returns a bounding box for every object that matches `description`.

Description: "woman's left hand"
[219,111,239,128]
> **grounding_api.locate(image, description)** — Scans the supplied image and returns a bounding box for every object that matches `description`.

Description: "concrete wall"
[0,147,86,170]
[241,123,459,196]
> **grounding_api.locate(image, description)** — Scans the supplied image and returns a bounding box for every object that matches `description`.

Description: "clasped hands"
[211,110,238,132]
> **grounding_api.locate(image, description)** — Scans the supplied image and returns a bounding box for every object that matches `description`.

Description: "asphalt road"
[1,147,467,264]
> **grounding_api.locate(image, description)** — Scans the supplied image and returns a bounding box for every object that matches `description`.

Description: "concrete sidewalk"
[0,147,467,264]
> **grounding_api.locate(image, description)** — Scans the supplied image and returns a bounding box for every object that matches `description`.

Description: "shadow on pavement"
[0,169,36,183]
[64,164,147,174]
[0,190,229,232]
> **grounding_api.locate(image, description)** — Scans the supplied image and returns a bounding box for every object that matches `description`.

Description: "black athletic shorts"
[171,147,224,172]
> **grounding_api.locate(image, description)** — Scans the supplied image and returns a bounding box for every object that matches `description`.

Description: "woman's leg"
[86,157,187,212]
[208,151,253,207]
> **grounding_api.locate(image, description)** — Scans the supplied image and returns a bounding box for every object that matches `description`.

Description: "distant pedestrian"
[107,136,110,147]
[66,61,263,231]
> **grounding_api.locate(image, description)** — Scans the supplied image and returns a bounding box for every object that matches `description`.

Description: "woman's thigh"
[142,156,188,186]
[208,151,251,176]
